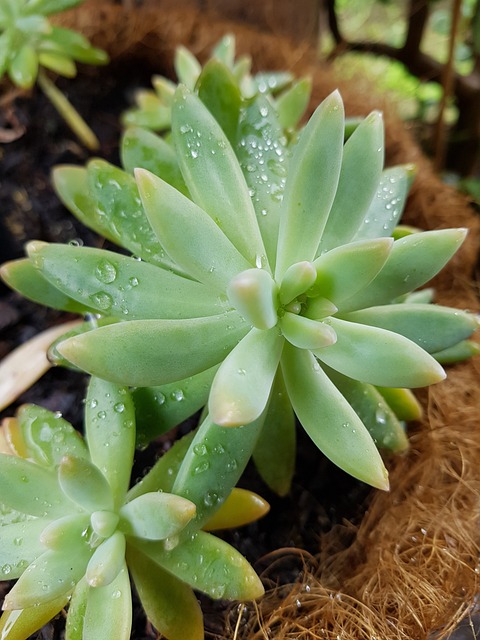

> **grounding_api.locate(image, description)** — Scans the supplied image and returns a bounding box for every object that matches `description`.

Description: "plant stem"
[37,69,99,151]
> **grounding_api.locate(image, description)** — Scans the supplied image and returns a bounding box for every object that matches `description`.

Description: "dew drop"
[97,411,107,420]
[193,461,210,475]
[90,291,113,311]
[95,259,117,284]
[114,403,125,413]
[129,277,139,287]
[2,564,12,575]
[193,443,207,456]
[171,389,184,402]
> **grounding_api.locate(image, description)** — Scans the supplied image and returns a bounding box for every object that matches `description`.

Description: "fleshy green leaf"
[309,237,393,305]
[27,241,225,319]
[23,0,83,16]
[376,387,423,421]
[85,531,126,587]
[56,312,248,387]
[314,317,446,388]
[65,577,89,640]
[132,366,217,446]
[58,455,114,512]
[227,268,278,330]
[339,229,468,312]
[433,339,480,364]
[122,92,171,130]
[236,94,288,268]
[136,168,251,290]
[324,366,408,452]
[136,530,264,600]
[3,546,91,610]
[85,378,135,509]
[9,44,38,88]
[40,514,90,551]
[38,51,76,77]
[52,165,120,246]
[174,45,201,90]
[275,90,344,278]
[121,127,188,195]
[0,594,68,640]
[280,313,337,350]
[86,159,180,271]
[128,546,204,640]
[253,370,296,496]
[276,77,312,130]
[209,327,284,426]
[0,454,74,518]
[318,111,384,253]
[353,165,412,241]
[212,34,236,67]
[0,258,93,313]
[120,493,195,540]
[281,343,389,490]
[17,404,88,467]
[0,519,49,580]
[341,304,478,353]
[172,413,265,529]
[82,564,131,640]
[279,261,317,306]
[197,59,242,144]
[47,27,108,65]
[203,488,270,531]
[172,87,267,267]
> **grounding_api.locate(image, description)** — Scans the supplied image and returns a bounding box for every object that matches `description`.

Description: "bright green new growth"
[0,377,265,640]
[0,0,108,148]
[3,80,477,496]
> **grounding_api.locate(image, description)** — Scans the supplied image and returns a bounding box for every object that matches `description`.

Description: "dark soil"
[0,61,375,638]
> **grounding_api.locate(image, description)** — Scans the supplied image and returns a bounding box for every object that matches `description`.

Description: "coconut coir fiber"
[56,3,480,638]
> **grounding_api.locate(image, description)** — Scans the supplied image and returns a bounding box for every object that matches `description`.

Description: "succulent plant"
[122,33,311,136]
[0,377,267,640]
[0,0,108,148]
[3,86,478,496]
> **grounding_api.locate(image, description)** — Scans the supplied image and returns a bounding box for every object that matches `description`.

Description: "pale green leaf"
[27,241,225,319]
[227,268,278,330]
[212,34,236,68]
[40,514,90,551]
[324,366,408,452]
[85,531,126,587]
[38,52,76,77]
[132,366,217,446]
[17,404,88,467]
[252,370,296,496]
[276,77,312,130]
[121,127,188,195]
[174,46,201,89]
[0,454,74,518]
[236,94,288,268]
[278,261,316,305]
[58,455,114,512]
[128,546,204,640]
[314,317,446,387]
[0,519,49,579]
[339,229,467,312]
[9,44,38,88]
[136,168,251,290]
[275,90,344,278]
[172,87,267,266]
[280,313,337,350]
[353,165,412,241]
[209,327,284,426]
[3,546,91,610]
[82,564,131,640]
[203,488,270,531]
[310,237,393,304]
[0,594,68,640]
[341,304,478,353]
[65,578,88,640]
[56,312,248,387]
[85,378,135,509]
[136,530,264,600]
[120,493,195,540]
[318,111,385,253]
[433,339,480,364]
[281,343,389,490]
[172,413,265,529]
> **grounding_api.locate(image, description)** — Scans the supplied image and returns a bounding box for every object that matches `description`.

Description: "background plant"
[0,0,109,149]
[0,376,268,640]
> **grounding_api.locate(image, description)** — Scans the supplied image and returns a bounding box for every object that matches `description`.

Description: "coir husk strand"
[57,3,480,638]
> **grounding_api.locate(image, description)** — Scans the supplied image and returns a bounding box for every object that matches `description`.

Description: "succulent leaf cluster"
[0,0,107,88]
[122,34,310,136]
[0,377,267,640]
[2,81,478,495]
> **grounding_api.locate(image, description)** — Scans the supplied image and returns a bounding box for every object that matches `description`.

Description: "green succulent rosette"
[0,377,266,640]
[2,87,478,496]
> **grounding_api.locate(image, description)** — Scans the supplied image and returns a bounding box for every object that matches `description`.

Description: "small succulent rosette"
[0,377,267,640]
[0,0,108,89]
[2,86,478,496]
